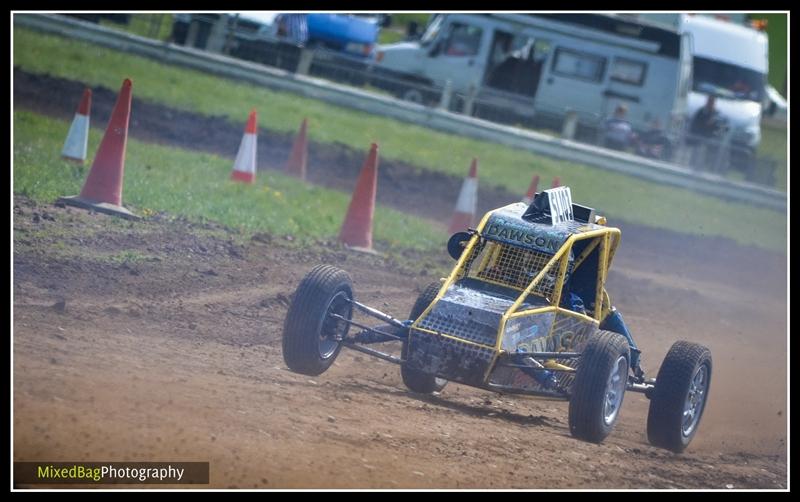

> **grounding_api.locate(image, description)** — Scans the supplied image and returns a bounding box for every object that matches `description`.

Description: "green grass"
[379,13,431,44]
[749,13,787,93]
[99,14,174,42]
[759,122,788,191]
[378,30,406,45]
[13,111,446,252]
[390,14,432,27]
[12,25,787,253]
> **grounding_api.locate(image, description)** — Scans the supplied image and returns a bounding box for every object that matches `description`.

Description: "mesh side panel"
[436,334,496,363]
[417,312,498,347]
[407,329,496,386]
[461,240,571,298]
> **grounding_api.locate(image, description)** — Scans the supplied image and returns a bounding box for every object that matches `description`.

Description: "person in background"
[602,104,636,151]
[636,118,672,161]
[274,13,309,47]
[689,95,723,139]
[688,95,725,169]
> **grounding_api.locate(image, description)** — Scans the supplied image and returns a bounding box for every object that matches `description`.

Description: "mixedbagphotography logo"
[14,462,209,485]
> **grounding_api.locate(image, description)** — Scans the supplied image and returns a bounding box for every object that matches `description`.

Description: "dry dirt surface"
[13,195,787,489]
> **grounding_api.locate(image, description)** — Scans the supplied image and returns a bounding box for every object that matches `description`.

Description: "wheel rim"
[682,364,708,437]
[403,89,423,103]
[319,290,351,359]
[603,355,628,426]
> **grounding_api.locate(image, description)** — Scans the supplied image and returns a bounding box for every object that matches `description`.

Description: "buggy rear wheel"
[401,281,448,394]
[282,265,353,376]
[647,341,712,453]
[569,330,630,443]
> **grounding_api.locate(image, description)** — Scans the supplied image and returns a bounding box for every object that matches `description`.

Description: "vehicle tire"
[401,281,448,394]
[569,330,630,443]
[282,265,353,376]
[401,88,424,104]
[647,341,712,453]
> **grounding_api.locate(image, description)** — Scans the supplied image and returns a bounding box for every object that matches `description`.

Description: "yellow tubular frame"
[409,208,501,331]
[408,207,621,384]
[493,228,620,379]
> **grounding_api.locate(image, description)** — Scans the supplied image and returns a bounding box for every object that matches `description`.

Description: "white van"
[683,15,768,152]
[370,14,692,142]
[638,14,769,151]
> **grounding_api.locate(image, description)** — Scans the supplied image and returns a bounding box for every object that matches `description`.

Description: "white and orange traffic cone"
[339,143,379,251]
[58,79,139,220]
[448,158,478,234]
[522,174,540,205]
[61,87,92,163]
[231,109,257,183]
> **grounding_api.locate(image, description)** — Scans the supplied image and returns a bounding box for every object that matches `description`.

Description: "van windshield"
[692,56,765,103]
[420,14,444,46]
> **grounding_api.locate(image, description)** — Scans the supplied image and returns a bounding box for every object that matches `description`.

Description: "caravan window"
[443,23,483,57]
[551,48,606,82]
[610,58,647,86]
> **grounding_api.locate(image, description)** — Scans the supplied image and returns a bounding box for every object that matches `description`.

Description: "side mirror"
[447,231,472,260]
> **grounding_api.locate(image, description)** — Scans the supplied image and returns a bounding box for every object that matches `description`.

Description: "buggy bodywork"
[406,200,633,398]
[281,187,712,452]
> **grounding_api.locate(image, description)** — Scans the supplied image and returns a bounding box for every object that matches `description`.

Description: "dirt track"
[13,193,787,489]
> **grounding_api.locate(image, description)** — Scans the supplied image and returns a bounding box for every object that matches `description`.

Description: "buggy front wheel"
[569,330,630,443]
[647,341,712,453]
[282,265,353,376]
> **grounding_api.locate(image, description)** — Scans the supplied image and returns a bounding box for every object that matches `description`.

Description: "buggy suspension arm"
[348,299,409,329]
[328,313,407,343]
[340,340,404,365]
[326,300,411,365]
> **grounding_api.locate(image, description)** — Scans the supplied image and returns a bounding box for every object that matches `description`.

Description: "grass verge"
[13,110,446,253]
[759,122,788,192]
[12,25,787,252]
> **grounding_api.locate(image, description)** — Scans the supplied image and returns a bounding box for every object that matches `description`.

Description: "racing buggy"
[281,187,712,452]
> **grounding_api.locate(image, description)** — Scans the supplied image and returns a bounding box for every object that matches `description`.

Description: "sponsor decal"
[485,223,560,252]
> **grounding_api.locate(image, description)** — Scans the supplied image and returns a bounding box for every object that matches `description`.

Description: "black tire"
[401,281,448,394]
[647,341,712,453]
[282,265,353,376]
[401,88,424,104]
[569,331,630,443]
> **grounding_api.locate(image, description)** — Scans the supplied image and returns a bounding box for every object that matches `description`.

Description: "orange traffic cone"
[231,109,257,183]
[61,87,92,163]
[58,79,139,220]
[551,176,561,188]
[339,143,379,250]
[448,158,478,234]
[285,118,308,180]
[522,174,540,205]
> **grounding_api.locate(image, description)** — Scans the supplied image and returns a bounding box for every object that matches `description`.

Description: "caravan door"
[534,45,609,127]
[423,17,489,90]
